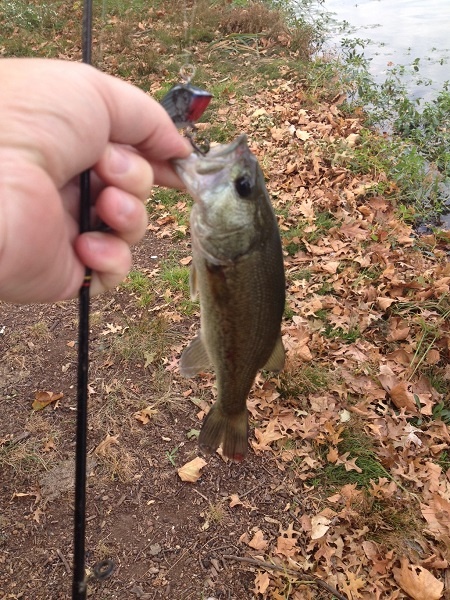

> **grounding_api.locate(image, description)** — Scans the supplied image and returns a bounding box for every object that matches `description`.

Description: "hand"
[0,58,192,304]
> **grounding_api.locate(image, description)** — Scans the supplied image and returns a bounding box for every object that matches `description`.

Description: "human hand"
[0,58,192,304]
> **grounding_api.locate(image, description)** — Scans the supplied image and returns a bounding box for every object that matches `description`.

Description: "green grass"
[337,38,450,224]
[323,324,362,344]
[121,270,154,307]
[312,426,388,491]
[159,261,198,316]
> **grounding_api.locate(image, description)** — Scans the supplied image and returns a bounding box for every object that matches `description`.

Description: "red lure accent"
[161,83,212,128]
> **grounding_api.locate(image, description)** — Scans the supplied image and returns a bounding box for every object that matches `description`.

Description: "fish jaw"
[174,136,265,265]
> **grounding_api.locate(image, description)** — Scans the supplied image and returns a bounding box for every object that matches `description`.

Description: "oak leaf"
[275,535,297,557]
[421,494,450,537]
[310,515,331,540]
[134,406,158,424]
[95,434,119,456]
[253,571,270,595]
[248,529,268,551]
[393,557,443,600]
[252,420,284,453]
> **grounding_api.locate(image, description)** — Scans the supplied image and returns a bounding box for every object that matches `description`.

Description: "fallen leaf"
[341,570,366,599]
[248,529,268,551]
[42,438,56,452]
[134,406,158,424]
[253,571,270,595]
[252,420,284,452]
[177,457,207,482]
[94,434,120,456]
[393,557,443,600]
[296,129,310,141]
[32,391,63,411]
[390,382,418,412]
[310,514,331,540]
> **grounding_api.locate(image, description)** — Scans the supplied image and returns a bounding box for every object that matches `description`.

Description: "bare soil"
[0,231,283,600]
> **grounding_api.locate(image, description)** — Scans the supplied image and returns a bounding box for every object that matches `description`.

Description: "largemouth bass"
[174,135,285,461]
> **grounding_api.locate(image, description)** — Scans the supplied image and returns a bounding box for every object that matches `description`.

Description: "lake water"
[320,0,450,101]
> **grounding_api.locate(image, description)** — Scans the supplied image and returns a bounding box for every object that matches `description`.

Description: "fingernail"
[109,145,131,174]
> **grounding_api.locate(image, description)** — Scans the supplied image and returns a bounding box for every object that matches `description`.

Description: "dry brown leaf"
[253,571,270,595]
[321,261,340,274]
[177,457,207,483]
[339,222,368,240]
[252,420,284,453]
[134,406,158,425]
[421,494,450,538]
[32,390,63,411]
[94,434,120,456]
[426,349,441,365]
[393,557,443,600]
[298,198,315,220]
[275,535,297,557]
[327,447,339,463]
[390,382,418,412]
[229,494,256,510]
[247,529,268,551]
[377,296,397,310]
[341,570,366,599]
[42,438,56,452]
[296,129,310,141]
[386,318,410,342]
[310,514,331,540]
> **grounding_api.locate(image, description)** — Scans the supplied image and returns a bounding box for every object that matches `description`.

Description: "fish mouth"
[173,134,251,183]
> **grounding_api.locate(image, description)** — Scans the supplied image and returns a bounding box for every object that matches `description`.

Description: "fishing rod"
[73,1,113,597]
[72,0,93,595]
[71,2,211,596]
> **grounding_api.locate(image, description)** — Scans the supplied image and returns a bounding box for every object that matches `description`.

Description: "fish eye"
[234,175,253,198]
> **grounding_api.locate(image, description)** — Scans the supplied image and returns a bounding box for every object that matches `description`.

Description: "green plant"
[166,446,179,466]
[315,426,389,490]
[121,270,154,306]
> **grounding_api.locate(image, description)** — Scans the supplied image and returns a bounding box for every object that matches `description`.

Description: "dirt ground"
[1,215,339,600]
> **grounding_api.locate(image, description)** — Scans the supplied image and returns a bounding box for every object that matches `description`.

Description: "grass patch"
[277,363,330,399]
[323,324,362,344]
[109,314,174,364]
[313,425,388,491]
[121,270,154,307]
[158,261,198,316]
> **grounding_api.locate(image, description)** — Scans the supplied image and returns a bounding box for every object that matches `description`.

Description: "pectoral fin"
[180,332,212,377]
[262,334,285,372]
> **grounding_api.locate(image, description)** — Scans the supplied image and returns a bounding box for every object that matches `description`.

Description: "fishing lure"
[160,64,213,154]
[161,82,212,129]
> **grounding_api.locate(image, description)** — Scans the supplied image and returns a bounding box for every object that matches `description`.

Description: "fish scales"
[174,135,285,461]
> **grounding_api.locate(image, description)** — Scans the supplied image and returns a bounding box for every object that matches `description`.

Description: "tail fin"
[199,404,248,462]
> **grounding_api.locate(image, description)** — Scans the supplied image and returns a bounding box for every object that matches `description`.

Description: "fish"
[173,135,285,461]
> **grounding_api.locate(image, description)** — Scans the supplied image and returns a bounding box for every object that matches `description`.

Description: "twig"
[223,554,347,600]
[56,548,71,574]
